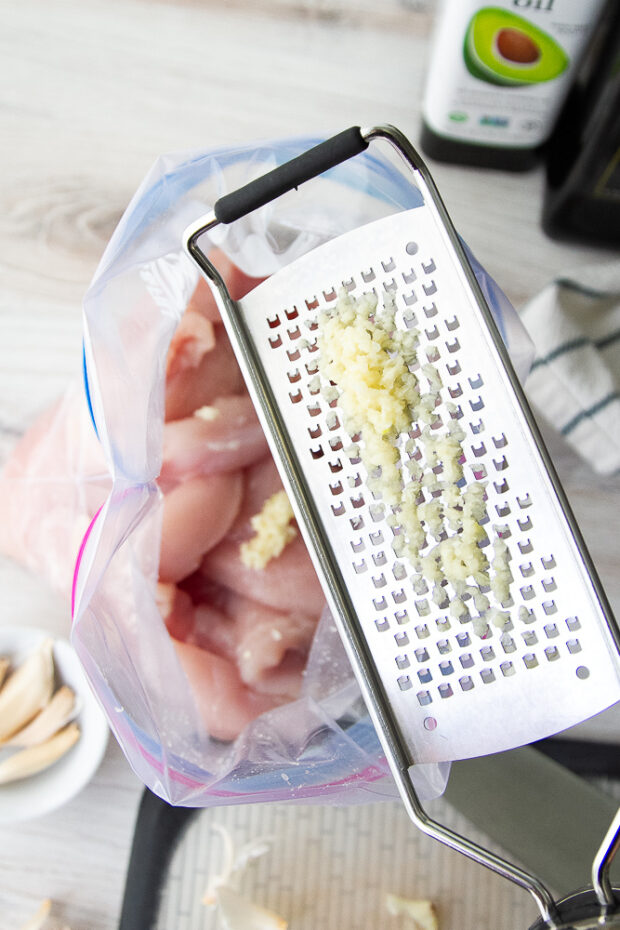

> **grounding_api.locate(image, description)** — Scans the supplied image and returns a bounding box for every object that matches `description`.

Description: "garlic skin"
[202,825,288,930]
[385,893,438,930]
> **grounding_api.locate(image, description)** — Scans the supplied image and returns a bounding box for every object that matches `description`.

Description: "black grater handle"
[214,126,368,224]
[118,788,198,930]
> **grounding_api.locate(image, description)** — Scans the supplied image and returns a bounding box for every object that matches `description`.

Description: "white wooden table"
[1,2,618,927]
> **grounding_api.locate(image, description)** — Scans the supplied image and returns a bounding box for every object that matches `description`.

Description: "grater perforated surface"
[213,202,620,765]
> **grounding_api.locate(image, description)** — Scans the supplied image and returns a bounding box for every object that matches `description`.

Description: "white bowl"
[0,626,109,824]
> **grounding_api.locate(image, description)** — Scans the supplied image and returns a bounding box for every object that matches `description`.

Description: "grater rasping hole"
[315,287,516,638]
[257,236,600,711]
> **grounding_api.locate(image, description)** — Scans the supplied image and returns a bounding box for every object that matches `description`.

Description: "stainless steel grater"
[183,125,620,928]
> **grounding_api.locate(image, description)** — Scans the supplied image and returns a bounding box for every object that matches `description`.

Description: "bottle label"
[422,0,606,149]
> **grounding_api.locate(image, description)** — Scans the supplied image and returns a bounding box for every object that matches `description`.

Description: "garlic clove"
[0,639,55,741]
[0,722,80,785]
[4,685,77,748]
[0,657,10,691]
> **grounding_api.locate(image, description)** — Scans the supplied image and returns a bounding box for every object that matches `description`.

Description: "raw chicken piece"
[200,459,325,616]
[220,457,284,542]
[201,533,325,619]
[0,387,109,599]
[156,582,196,642]
[192,601,237,662]
[162,577,238,663]
[164,248,265,422]
[0,245,323,745]
[225,589,316,698]
[165,311,216,381]
[174,574,316,699]
[159,395,268,492]
[159,471,243,583]
[171,638,280,742]
[164,572,313,738]
[165,325,245,422]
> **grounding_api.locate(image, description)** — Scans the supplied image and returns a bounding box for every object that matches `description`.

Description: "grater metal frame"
[182,125,620,927]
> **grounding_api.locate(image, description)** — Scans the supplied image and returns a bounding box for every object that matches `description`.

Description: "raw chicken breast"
[166,311,216,381]
[173,574,316,699]
[201,533,325,618]
[164,248,264,421]
[199,458,325,616]
[162,578,313,735]
[165,326,245,422]
[225,589,316,697]
[159,471,243,583]
[159,395,268,491]
[220,457,284,542]
[164,577,238,663]
[0,243,326,746]
[156,582,196,642]
[171,638,280,742]
[0,388,109,599]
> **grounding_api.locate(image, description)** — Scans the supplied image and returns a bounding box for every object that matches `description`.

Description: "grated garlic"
[239,491,297,570]
[488,607,511,629]
[490,535,513,606]
[472,614,490,637]
[195,404,221,421]
[317,290,514,637]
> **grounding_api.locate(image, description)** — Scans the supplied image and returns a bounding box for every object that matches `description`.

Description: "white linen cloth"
[520,262,620,476]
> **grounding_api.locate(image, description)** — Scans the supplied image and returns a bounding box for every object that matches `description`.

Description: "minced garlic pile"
[317,289,513,636]
[240,490,297,570]
[195,404,221,422]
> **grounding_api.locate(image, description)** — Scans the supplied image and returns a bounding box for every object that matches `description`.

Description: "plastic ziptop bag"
[73,135,534,807]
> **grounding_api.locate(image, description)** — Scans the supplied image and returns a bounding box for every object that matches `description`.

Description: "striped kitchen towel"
[520,262,620,476]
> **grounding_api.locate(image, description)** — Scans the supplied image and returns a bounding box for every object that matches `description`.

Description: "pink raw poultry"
[0,251,325,743]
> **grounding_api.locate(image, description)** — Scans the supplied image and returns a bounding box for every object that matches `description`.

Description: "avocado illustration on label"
[463,7,569,87]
